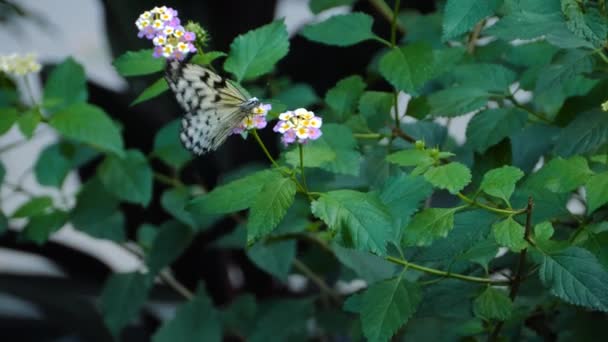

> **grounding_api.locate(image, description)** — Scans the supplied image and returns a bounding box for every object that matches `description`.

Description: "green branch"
[457,192,526,216]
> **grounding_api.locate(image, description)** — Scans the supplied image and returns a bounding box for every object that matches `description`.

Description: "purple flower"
[274,108,323,146]
[282,129,297,145]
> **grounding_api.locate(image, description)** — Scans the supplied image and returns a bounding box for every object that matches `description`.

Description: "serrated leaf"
[161,187,217,231]
[100,272,150,336]
[49,103,124,157]
[153,288,221,342]
[43,57,87,113]
[224,20,289,82]
[146,221,192,276]
[562,1,608,48]
[466,108,527,153]
[301,13,377,46]
[358,91,392,130]
[379,173,433,230]
[113,49,164,76]
[98,150,153,206]
[424,162,471,194]
[275,83,318,109]
[249,299,313,342]
[428,87,489,117]
[311,190,393,254]
[534,221,554,241]
[540,247,608,312]
[0,107,19,134]
[361,276,421,342]
[325,75,366,121]
[480,165,524,204]
[191,51,227,65]
[403,208,456,246]
[12,196,53,218]
[449,64,517,93]
[554,111,608,157]
[71,178,125,241]
[586,172,608,214]
[188,169,279,215]
[22,211,68,244]
[386,149,434,167]
[510,124,560,173]
[332,243,396,284]
[247,176,296,244]
[131,78,169,106]
[492,217,527,252]
[526,156,592,193]
[247,240,296,281]
[473,287,512,321]
[442,0,500,41]
[379,43,433,95]
[309,0,356,13]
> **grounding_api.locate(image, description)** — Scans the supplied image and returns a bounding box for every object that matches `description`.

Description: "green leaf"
[492,217,527,252]
[12,196,53,218]
[98,150,153,206]
[510,124,560,173]
[43,57,87,113]
[49,103,124,157]
[247,240,296,281]
[540,247,608,312]
[152,288,221,342]
[361,276,421,342]
[301,13,378,46]
[275,83,318,109]
[473,287,512,321]
[466,108,527,153]
[526,156,592,193]
[191,51,227,65]
[100,272,150,336]
[534,221,554,241]
[22,211,68,244]
[449,64,517,93]
[17,109,40,138]
[131,78,169,106]
[480,165,524,204]
[309,0,356,14]
[332,244,396,284]
[311,190,393,254]
[379,43,433,95]
[562,1,608,48]
[554,111,608,157]
[224,20,289,82]
[386,149,434,167]
[0,107,19,135]
[586,172,608,214]
[221,294,257,336]
[34,142,97,188]
[325,75,366,122]
[152,119,192,170]
[0,160,4,185]
[188,169,279,215]
[403,208,456,246]
[379,173,433,229]
[424,162,472,194]
[71,178,125,241]
[0,211,7,236]
[442,0,500,41]
[146,221,192,276]
[249,299,313,342]
[247,176,296,244]
[358,91,392,131]
[113,49,164,76]
[161,187,217,231]
[137,224,158,250]
[428,87,489,117]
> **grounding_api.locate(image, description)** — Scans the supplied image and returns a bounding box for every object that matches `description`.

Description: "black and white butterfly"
[165,58,259,155]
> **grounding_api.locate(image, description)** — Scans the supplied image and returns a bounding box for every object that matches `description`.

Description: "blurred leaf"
[34,142,96,188]
[301,13,378,46]
[358,91,392,131]
[131,78,169,106]
[562,1,608,48]
[275,83,318,109]
[510,124,560,173]
[222,294,257,336]
[137,224,158,250]
[17,109,40,138]
[379,173,433,231]
[403,208,457,247]
[22,211,68,244]
[247,176,296,244]
[100,272,150,336]
[0,160,4,186]
[428,87,489,117]
[525,156,592,193]
[325,75,366,121]
[43,57,87,113]
[311,190,393,254]
[534,221,554,242]
[12,196,53,218]
[493,217,527,252]
[146,221,193,276]
[98,150,153,206]
[386,149,434,167]
[540,247,608,312]
[473,287,512,321]
[161,187,217,231]
[467,108,527,153]
[586,172,608,214]
[249,299,313,342]
[332,243,396,284]
[224,20,289,82]
[71,178,125,241]
[191,51,227,65]
[113,49,164,76]
[0,107,19,134]
[554,111,608,157]
[442,0,500,41]
[361,276,421,342]
[247,240,296,281]
[309,0,356,13]
[424,162,472,194]
[152,119,192,170]
[479,165,524,204]
[49,103,124,157]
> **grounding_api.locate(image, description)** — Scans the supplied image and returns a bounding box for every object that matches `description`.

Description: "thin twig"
[293,259,341,304]
[467,19,486,54]
[368,0,406,35]
[391,126,417,143]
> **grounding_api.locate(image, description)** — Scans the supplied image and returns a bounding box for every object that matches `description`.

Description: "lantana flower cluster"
[232,103,272,135]
[273,108,323,146]
[0,53,41,76]
[135,6,196,61]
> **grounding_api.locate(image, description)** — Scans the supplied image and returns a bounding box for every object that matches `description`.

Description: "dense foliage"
[2,0,608,340]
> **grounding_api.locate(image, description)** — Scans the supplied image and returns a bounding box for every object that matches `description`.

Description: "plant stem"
[457,192,527,216]
[293,259,341,303]
[354,133,385,139]
[368,0,406,35]
[391,126,417,143]
[251,129,281,169]
[154,172,183,187]
[488,197,534,341]
[298,144,308,192]
[507,95,552,124]
[385,256,510,285]
[467,19,486,54]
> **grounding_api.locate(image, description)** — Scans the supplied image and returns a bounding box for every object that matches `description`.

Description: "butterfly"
[165,58,260,155]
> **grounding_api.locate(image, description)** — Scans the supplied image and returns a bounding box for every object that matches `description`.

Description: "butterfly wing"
[165,60,250,155]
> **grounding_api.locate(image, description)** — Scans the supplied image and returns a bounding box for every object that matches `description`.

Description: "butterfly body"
[165,58,258,155]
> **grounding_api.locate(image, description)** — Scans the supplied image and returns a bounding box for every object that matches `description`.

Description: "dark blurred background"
[0,0,436,340]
